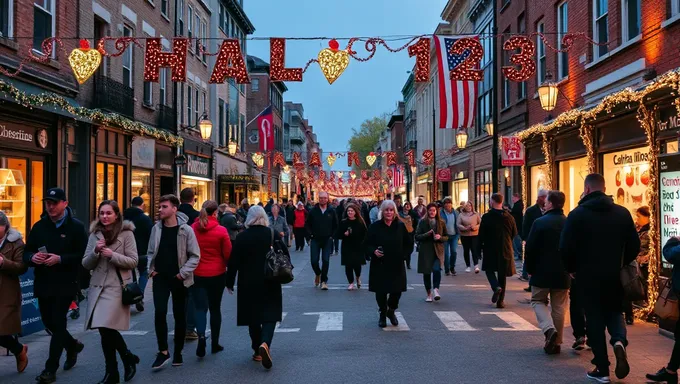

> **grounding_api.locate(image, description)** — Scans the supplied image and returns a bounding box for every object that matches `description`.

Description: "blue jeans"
[333,238,340,253]
[191,274,226,340]
[310,237,333,283]
[585,308,627,370]
[137,254,149,294]
[444,234,459,272]
[513,235,523,261]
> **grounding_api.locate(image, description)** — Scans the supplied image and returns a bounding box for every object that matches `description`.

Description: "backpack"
[264,228,295,284]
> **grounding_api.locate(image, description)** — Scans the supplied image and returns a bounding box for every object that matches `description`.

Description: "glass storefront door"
[0,156,44,238]
[131,169,152,215]
[558,157,589,214]
[96,161,126,209]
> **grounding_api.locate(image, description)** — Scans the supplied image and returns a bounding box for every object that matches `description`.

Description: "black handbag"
[116,267,144,306]
[620,260,646,302]
[264,228,295,284]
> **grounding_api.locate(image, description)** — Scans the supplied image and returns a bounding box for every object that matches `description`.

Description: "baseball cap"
[43,188,67,202]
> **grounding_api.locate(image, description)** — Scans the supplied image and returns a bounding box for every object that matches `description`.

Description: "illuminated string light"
[318,40,350,85]
[326,153,337,167]
[69,39,102,84]
[385,151,397,166]
[449,38,484,81]
[308,152,322,167]
[422,150,434,165]
[270,38,303,82]
[144,38,188,82]
[209,39,250,84]
[272,151,286,168]
[347,152,361,167]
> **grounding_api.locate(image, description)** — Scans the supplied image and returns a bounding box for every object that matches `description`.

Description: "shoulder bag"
[655,278,679,321]
[116,267,143,306]
[398,215,414,233]
[620,260,646,302]
[264,228,295,284]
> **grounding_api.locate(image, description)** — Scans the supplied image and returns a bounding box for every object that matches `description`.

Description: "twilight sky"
[244,0,448,170]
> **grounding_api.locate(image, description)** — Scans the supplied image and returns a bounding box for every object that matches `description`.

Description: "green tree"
[347,113,390,170]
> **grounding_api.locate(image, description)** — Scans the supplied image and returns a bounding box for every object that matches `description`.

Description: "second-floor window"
[252,78,259,92]
[502,32,510,109]
[621,0,640,42]
[195,88,200,124]
[1,0,13,38]
[187,85,193,126]
[537,22,546,85]
[557,1,569,79]
[187,6,193,52]
[33,0,55,55]
[593,0,609,58]
[673,0,680,18]
[143,81,153,106]
[178,0,184,34]
[161,0,168,18]
[195,13,201,54]
[159,68,167,106]
[122,26,133,88]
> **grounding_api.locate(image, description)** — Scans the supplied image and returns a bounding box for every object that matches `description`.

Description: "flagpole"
[431,85,437,203]
[491,0,500,194]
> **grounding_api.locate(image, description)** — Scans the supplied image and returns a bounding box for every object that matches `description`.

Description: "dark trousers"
[191,274,226,342]
[248,322,276,352]
[570,278,587,339]
[485,259,508,303]
[333,238,340,253]
[461,235,480,267]
[585,306,627,370]
[345,264,361,284]
[293,228,306,251]
[99,328,129,372]
[376,292,402,312]
[152,275,188,353]
[38,295,78,372]
[423,259,442,291]
[0,335,23,355]
[668,305,680,370]
[310,238,332,283]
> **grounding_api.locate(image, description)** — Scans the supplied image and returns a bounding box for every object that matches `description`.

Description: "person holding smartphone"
[365,200,410,328]
[23,188,88,384]
[335,203,367,290]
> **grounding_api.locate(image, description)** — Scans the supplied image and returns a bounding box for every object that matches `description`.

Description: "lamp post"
[456,128,468,149]
[538,72,559,112]
[227,139,238,156]
[198,116,213,141]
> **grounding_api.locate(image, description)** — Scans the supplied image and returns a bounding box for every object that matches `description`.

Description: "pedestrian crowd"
[2,172,680,384]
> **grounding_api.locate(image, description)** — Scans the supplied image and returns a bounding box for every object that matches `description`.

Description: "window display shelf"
[0,200,24,202]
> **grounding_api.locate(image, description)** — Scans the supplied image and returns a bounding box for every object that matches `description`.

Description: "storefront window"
[602,147,650,215]
[96,161,126,209]
[475,170,491,213]
[666,141,678,154]
[131,169,152,215]
[558,157,588,214]
[181,178,209,209]
[31,161,43,227]
[453,179,469,205]
[530,165,549,202]
[0,157,27,238]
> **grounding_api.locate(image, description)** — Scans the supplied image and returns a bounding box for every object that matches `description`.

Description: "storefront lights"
[456,128,468,149]
[538,73,559,112]
[198,117,213,141]
[227,139,238,156]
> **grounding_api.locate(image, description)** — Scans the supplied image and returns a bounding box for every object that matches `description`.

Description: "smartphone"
[348,227,353,234]
[38,246,47,254]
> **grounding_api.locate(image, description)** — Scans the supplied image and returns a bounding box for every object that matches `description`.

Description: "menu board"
[660,154,680,263]
[602,147,650,215]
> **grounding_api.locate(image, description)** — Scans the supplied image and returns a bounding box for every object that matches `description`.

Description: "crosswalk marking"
[435,311,477,331]
[480,311,539,331]
[120,331,149,335]
[382,312,409,331]
[304,312,343,331]
[275,312,300,333]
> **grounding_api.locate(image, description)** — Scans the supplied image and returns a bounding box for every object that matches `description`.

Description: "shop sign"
[437,168,452,182]
[0,122,51,152]
[603,147,649,214]
[660,154,680,268]
[20,269,44,336]
[659,108,680,131]
[185,154,211,178]
[501,136,525,166]
[219,174,259,184]
[131,138,155,169]
[156,145,175,171]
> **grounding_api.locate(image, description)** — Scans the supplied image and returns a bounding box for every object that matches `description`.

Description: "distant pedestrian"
[457,201,481,273]
[305,191,338,290]
[284,199,296,245]
[269,205,290,248]
[220,204,244,241]
[23,188,88,384]
[369,199,382,224]
[83,200,140,383]
[525,191,569,355]
[560,174,639,383]
[414,196,427,220]
[148,195,201,371]
[226,206,285,370]
[440,197,459,276]
[237,199,250,223]
[123,196,153,312]
[191,200,231,357]
[479,193,518,309]
[415,203,447,302]
[292,202,309,251]
[510,193,524,262]
[398,201,418,270]
[366,200,409,328]
[521,189,547,286]
[335,203,367,290]
[178,188,200,226]
[264,198,274,215]
[0,211,29,374]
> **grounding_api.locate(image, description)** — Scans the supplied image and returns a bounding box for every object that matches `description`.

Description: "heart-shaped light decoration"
[69,39,102,84]
[366,152,377,167]
[336,171,344,179]
[350,171,357,180]
[326,153,336,167]
[252,153,265,168]
[318,39,350,85]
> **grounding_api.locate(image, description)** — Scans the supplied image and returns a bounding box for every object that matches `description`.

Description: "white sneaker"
[426,294,433,302]
[474,265,480,274]
[465,267,471,273]
[348,283,355,291]
[434,288,441,301]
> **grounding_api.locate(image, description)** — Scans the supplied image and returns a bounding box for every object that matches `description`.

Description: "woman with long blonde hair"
[191,200,232,357]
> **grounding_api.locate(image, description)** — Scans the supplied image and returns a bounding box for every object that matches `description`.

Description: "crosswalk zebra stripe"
[382,312,409,331]
[434,311,477,331]
[480,311,539,331]
[304,312,343,331]
[275,312,300,333]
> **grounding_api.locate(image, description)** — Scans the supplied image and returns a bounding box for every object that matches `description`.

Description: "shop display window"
[666,141,678,154]
[475,170,491,213]
[453,179,469,206]
[530,165,548,202]
[0,158,26,237]
[96,161,126,209]
[31,161,43,227]
[602,147,650,216]
[558,157,588,214]
[131,170,152,215]
[181,178,209,209]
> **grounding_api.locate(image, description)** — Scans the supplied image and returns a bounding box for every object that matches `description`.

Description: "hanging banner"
[501,136,525,166]
[437,168,452,182]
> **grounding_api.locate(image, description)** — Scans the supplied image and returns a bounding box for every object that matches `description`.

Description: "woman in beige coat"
[83,200,139,384]
[456,201,482,273]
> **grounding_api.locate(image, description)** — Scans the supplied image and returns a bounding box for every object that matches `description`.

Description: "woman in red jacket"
[191,200,232,357]
[293,202,309,251]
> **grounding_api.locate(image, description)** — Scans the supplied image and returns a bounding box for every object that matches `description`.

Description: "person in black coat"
[220,205,244,241]
[479,193,517,309]
[305,192,338,289]
[559,174,639,382]
[123,196,154,312]
[335,203,367,290]
[365,200,409,328]
[178,188,200,226]
[511,193,524,261]
[22,188,88,383]
[333,200,345,255]
[226,206,284,370]
[525,191,569,355]
[520,189,547,283]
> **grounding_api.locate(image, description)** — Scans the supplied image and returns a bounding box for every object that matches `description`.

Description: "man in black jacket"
[559,174,639,383]
[220,204,244,241]
[305,191,338,290]
[511,193,524,261]
[284,199,296,246]
[525,191,569,355]
[123,196,154,312]
[178,188,200,226]
[520,189,547,286]
[23,188,88,383]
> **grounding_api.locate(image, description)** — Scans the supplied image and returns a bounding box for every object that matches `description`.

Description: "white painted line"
[382,312,409,331]
[275,312,300,333]
[120,331,149,335]
[435,311,477,331]
[480,311,539,331]
[304,312,343,331]
[465,284,487,288]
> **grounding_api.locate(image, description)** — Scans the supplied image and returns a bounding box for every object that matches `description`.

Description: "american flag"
[392,166,404,189]
[434,35,478,129]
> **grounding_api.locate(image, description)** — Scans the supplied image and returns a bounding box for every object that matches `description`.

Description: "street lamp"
[198,116,213,140]
[227,139,238,156]
[485,120,494,136]
[538,72,559,111]
[456,128,468,149]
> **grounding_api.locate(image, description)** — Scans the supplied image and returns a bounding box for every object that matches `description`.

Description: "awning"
[0,75,88,122]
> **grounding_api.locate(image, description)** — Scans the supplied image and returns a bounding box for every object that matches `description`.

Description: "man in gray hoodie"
[147,195,200,371]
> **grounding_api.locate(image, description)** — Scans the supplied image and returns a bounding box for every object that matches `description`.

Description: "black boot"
[97,367,120,384]
[386,309,399,326]
[646,367,679,384]
[122,351,139,382]
[378,312,387,328]
[196,336,206,358]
